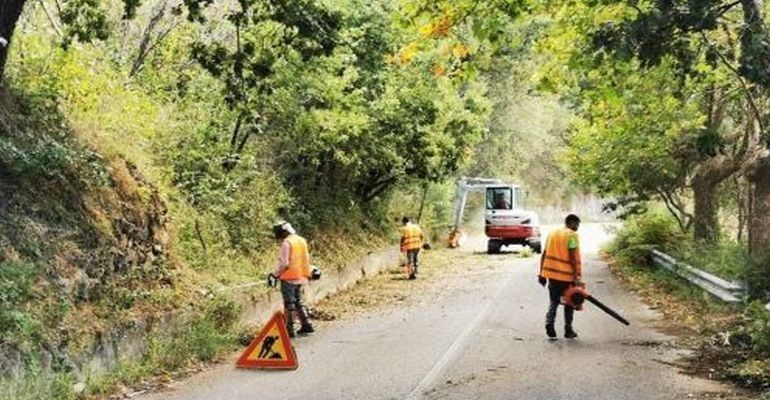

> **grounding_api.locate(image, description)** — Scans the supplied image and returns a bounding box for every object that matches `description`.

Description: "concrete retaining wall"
[77,247,400,377]
[236,248,400,326]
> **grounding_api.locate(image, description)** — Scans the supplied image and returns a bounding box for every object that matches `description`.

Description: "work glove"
[538,276,547,287]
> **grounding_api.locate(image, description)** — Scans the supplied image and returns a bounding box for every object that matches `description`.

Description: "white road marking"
[404,267,518,400]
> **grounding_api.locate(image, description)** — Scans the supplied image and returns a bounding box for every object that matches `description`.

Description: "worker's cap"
[272,220,295,238]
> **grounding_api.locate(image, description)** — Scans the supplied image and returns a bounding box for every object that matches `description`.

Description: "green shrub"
[385,182,456,244]
[0,261,42,347]
[674,239,749,281]
[743,301,770,354]
[0,370,77,400]
[607,208,686,264]
[746,251,770,299]
[204,294,242,331]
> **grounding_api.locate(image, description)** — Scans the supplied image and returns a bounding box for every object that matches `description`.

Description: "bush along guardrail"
[650,250,747,303]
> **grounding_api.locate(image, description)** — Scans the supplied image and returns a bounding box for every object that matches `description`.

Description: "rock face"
[78,159,172,290]
[0,96,174,378]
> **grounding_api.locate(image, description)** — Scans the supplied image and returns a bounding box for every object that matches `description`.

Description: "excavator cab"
[484,185,540,254]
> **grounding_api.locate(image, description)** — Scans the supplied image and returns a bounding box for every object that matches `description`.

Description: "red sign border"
[236,311,298,370]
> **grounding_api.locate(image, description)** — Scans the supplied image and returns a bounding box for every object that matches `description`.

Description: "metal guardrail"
[650,250,747,303]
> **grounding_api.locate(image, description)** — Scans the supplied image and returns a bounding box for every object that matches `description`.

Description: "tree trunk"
[0,0,27,83]
[692,175,720,243]
[748,157,770,258]
[736,176,748,243]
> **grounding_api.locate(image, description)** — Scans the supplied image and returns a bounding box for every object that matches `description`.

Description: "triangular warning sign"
[236,311,298,370]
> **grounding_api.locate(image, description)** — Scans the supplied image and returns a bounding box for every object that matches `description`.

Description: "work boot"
[297,307,314,335]
[545,324,557,340]
[297,325,315,335]
[565,326,578,339]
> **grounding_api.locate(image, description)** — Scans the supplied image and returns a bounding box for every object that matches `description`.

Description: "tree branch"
[657,188,692,231]
[38,0,62,37]
[363,176,397,202]
[713,0,742,19]
[700,32,765,133]
[129,0,183,77]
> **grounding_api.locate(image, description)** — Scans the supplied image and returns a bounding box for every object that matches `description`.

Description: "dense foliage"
[2,0,770,397]
[0,2,510,394]
[538,0,770,249]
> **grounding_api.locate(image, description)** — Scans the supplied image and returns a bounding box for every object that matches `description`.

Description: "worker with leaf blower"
[270,221,317,338]
[538,214,582,340]
[400,216,424,280]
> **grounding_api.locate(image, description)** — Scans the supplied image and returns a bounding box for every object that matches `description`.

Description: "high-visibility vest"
[279,234,311,281]
[401,223,423,252]
[540,228,582,282]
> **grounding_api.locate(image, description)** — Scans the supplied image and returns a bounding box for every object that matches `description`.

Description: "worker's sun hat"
[272,220,296,238]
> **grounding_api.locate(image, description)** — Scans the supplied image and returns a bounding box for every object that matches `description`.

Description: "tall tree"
[0,0,27,82]
[0,0,147,83]
[539,0,770,247]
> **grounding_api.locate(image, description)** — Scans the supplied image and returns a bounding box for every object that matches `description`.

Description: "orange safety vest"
[279,234,311,281]
[540,228,582,282]
[401,223,423,252]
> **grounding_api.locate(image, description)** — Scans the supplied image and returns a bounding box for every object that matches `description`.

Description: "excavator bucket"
[448,229,461,248]
[447,229,467,248]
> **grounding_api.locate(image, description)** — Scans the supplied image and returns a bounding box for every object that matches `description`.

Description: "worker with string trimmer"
[538,214,630,340]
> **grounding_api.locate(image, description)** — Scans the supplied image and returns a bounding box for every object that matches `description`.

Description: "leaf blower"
[562,286,630,326]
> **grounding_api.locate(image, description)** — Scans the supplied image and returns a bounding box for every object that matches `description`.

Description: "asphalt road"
[140,224,740,400]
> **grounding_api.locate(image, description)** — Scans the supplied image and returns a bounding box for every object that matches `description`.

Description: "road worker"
[538,214,582,340]
[271,221,314,338]
[400,216,424,280]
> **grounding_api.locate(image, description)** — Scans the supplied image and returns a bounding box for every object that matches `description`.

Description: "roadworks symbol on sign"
[236,311,298,370]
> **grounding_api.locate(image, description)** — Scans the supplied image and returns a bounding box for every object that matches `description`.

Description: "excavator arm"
[448,177,503,248]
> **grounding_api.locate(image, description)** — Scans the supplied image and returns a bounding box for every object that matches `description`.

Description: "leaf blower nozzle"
[563,286,630,326]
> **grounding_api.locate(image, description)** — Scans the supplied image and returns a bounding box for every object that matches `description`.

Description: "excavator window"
[487,187,513,210]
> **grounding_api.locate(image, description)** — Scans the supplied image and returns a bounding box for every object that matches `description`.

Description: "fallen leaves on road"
[312,247,500,322]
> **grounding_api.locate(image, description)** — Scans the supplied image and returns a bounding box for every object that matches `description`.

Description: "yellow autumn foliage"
[452,44,469,60]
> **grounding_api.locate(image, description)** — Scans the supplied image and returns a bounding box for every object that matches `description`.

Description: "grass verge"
[606,256,770,397]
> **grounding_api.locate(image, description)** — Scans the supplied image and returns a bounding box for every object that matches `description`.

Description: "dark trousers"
[280,281,312,332]
[406,249,420,274]
[545,280,574,327]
